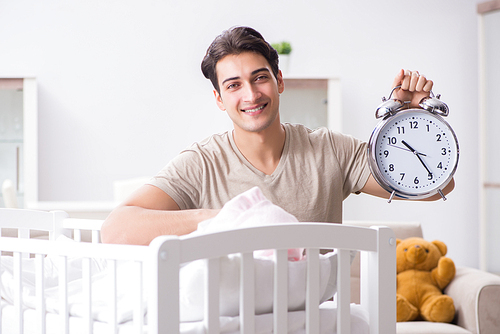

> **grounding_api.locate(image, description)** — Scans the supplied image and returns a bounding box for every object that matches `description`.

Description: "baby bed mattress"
[0,299,369,334]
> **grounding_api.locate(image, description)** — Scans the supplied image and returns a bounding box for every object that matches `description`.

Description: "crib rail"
[0,209,396,334]
[149,223,396,334]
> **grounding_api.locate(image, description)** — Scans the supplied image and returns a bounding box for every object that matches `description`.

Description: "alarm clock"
[367,86,459,202]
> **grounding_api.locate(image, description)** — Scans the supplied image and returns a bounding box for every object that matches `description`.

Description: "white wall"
[0,0,482,267]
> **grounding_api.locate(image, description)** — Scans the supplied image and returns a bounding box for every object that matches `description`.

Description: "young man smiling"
[101,26,454,245]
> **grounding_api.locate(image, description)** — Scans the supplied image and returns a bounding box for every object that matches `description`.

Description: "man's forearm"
[100,205,219,245]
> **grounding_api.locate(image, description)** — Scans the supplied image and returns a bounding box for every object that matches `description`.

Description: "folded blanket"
[195,186,303,261]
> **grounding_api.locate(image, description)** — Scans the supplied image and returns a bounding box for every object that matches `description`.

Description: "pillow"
[178,250,355,322]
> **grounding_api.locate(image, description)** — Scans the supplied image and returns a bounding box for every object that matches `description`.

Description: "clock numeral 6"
[414,177,419,184]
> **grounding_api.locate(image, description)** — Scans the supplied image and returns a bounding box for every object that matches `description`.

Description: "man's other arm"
[360,174,455,201]
[100,184,219,245]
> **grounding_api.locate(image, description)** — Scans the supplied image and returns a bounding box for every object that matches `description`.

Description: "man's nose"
[243,84,261,102]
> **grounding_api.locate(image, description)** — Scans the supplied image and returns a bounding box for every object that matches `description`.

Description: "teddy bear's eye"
[425,249,429,253]
[404,248,408,252]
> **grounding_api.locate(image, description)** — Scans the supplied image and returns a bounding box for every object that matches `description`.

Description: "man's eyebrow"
[221,68,271,86]
[251,67,271,76]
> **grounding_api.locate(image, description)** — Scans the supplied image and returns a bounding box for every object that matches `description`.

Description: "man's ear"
[214,89,226,111]
[277,70,285,94]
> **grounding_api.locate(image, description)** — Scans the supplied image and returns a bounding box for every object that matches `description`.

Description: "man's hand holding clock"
[392,69,433,108]
[361,69,457,202]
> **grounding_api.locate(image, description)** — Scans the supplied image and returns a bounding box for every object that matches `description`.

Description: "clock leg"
[438,189,447,201]
[388,190,396,203]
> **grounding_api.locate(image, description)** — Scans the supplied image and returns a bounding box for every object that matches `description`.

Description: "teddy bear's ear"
[432,240,447,256]
[396,239,402,246]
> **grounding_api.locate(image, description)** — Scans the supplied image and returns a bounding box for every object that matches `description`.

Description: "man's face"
[214,52,284,134]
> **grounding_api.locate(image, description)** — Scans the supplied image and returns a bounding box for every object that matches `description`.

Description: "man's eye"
[227,83,238,89]
[256,75,268,81]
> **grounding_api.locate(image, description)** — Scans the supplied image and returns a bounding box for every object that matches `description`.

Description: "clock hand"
[389,143,427,156]
[416,154,433,177]
[401,140,418,154]
[401,140,433,177]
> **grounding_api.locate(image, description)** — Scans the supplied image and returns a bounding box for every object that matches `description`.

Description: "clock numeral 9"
[383,150,389,158]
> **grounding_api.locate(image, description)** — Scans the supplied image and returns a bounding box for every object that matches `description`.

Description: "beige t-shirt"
[149,123,370,223]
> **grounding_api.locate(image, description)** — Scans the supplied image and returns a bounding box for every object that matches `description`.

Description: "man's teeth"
[243,105,265,113]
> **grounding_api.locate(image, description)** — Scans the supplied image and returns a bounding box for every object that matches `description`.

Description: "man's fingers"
[409,71,419,92]
[401,69,411,90]
[423,79,433,92]
[415,74,427,91]
[392,68,405,88]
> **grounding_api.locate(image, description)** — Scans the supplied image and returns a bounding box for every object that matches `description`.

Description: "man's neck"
[232,121,286,175]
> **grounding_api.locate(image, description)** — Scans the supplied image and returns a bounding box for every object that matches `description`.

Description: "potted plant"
[272,41,292,74]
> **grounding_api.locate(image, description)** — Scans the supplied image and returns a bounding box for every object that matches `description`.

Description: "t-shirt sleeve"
[147,150,203,210]
[329,131,371,198]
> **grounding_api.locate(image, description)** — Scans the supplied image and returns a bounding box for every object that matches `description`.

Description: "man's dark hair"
[201,26,279,93]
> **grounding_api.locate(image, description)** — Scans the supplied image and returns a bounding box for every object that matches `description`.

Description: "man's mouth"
[242,104,267,113]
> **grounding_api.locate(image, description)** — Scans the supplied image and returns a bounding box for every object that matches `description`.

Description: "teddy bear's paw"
[396,294,419,322]
[421,295,455,323]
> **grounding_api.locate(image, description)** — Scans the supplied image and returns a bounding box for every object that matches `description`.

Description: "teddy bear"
[396,237,456,323]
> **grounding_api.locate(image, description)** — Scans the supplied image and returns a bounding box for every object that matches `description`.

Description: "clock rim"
[367,108,459,200]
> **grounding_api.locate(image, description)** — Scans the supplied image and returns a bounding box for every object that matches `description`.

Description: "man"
[101,26,454,245]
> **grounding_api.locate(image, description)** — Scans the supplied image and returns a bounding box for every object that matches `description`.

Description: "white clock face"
[369,109,459,198]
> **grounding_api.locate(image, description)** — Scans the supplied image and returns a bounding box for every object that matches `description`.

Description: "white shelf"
[281,77,342,132]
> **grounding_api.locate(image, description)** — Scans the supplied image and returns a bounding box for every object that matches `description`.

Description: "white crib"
[0,208,396,334]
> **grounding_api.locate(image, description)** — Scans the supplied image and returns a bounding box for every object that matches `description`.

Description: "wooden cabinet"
[0,77,38,208]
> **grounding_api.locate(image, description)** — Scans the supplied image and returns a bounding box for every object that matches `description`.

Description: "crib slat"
[337,249,351,334]
[13,252,23,333]
[109,260,118,334]
[273,249,288,334]
[305,248,319,334]
[0,254,2,334]
[82,257,92,334]
[74,229,82,242]
[18,228,30,259]
[204,257,220,334]
[133,261,144,334]
[36,254,47,334]
[92,230,100,244]
[240,252,255,334]
[59,255,69,334]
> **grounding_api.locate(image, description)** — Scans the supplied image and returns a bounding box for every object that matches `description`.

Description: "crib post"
[361,226,396,334]
[148,235,181,334]
[50,210,71,241]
